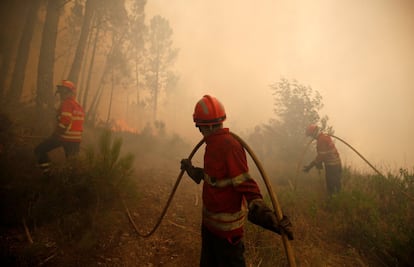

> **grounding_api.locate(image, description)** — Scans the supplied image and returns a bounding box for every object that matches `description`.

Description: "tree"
[80,22,100,112]
[67,0,98,84]
[146,15,178,122]
[272,78,323,137]
[126,0,147,129]
[105,36,130,124]
[7,0,42,103]
[129,0,147,105]
[248,78,331,163]
[0,0,27,99]
[36,0,66,108]
[82,0,130,125]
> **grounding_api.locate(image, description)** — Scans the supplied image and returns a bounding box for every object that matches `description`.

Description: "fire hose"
[123,132,297,267]
[329,134,414,202]
[297,133,414,202]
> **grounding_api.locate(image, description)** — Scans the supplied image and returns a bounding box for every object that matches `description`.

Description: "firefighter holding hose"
[303,124,342,196]
[180,95,293,267]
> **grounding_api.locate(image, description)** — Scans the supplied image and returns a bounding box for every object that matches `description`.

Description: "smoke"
[146,0,414,171]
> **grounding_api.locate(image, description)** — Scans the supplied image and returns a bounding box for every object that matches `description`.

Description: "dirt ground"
[67,165,369,267]
[103,168,204,267]
[1,157,375,267]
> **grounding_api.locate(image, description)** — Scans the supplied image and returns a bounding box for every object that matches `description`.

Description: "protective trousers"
[34,136,80,172]
[325,164,342,195]
[200,225,246,267]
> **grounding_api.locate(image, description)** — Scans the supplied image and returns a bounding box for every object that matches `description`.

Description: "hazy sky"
[146,0,414,172]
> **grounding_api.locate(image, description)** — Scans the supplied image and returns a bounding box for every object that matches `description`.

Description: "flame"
[111,119,138,133]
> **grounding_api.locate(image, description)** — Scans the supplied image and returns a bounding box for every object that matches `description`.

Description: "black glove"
[302,165,312,173]
[302,161,316,173]
[315,161,323,170]
[180,159,204,184]
[271,214,294,240]
[52,125,66,138]
[248,199,294,240]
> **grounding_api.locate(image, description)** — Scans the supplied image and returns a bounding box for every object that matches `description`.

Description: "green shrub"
[325,169,414,266]
[27,129,136,251]
[327,190,380,247]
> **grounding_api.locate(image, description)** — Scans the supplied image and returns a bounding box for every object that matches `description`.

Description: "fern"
[89,129,135,187]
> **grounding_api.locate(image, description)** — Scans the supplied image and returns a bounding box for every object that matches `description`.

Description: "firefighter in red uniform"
[34,80,85,174]
[181,95,293,267]
[303,124,342,195]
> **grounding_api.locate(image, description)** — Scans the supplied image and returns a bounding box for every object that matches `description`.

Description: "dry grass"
[1,116,412,266]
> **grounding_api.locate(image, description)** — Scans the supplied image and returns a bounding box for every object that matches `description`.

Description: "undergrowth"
[1,111,413,266]
[243,164,414,266]
[279,166,413,266]
[0,127,138,265]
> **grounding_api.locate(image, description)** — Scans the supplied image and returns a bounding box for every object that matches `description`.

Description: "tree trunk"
[77,28,94,106]
[134,53,142,129]
[0,0,27,100]
[0,38,13,99]
[8,0,42,103]
[87,62,109,123]
[36,0,62,108]
[106,68,114,124]
[152,51,160,122]
[82,22,100,111]
[67,0,96,84]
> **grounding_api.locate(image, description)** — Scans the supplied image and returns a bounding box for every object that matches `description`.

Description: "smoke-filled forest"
[1,0,413,266]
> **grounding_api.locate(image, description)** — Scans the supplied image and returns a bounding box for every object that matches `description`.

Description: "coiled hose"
[123,132,297,267]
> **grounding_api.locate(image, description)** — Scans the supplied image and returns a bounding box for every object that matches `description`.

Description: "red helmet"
[193,95,226,126]
[305,124,319,137]
[57,80,76,94]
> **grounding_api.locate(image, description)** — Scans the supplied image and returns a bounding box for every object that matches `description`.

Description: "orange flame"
[111,119,138,133]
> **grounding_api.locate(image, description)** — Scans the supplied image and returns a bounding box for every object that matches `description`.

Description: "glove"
[302,165,313,173]
[180,158,192,171]
[248,199,294,240]
[52,125,66,138]
[315,161,323,170]
[303,161,316,173]
[180,159,204,184]
[271,214,294,240]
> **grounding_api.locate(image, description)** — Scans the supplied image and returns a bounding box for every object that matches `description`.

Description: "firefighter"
[181,95,293,267]
[34,80,85,175]
[303,124,342,195]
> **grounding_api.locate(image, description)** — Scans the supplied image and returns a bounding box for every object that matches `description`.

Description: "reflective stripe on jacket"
[203,204,247,232]
[202,128,263,239]
[203,172,252,188]
[315,133,341,166]
[57,96,84,142]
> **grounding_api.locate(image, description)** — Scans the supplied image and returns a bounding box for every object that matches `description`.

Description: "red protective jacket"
[202,128,263,239]
[56,96,85,142]
[315,133,341,167]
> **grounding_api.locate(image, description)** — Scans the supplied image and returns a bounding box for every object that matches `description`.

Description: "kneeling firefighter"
[180,95,294,267]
